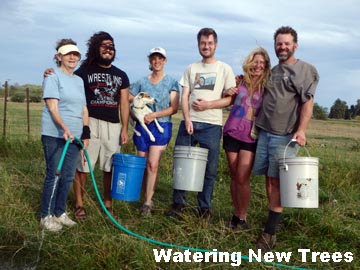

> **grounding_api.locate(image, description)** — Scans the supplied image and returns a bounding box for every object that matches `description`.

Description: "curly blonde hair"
[242,47,271,95]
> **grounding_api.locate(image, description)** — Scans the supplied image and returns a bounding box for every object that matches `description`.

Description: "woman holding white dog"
[129,47,180,216]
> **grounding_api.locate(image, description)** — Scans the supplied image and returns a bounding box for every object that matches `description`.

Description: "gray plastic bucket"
[173,146,209,192]
[279,140,319,208]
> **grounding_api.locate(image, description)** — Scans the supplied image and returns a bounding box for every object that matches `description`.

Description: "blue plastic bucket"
[111,153,146,201]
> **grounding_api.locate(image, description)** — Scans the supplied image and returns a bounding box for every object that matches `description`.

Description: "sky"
[0,0,359,109]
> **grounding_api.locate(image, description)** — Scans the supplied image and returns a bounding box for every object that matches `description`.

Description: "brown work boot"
[256,232,276,252]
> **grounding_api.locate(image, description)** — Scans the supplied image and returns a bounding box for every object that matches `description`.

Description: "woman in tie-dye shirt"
[222,47,271,230]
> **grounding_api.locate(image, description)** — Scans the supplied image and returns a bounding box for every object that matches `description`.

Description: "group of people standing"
[39,26,319,252]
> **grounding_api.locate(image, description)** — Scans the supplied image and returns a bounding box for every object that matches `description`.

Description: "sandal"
[74,206,87,220]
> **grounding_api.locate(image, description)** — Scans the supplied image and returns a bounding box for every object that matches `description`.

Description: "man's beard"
[276,49,294,62]
[97,55,115,66]
[199,50,214,59]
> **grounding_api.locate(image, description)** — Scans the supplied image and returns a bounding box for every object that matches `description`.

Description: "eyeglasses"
[100,44,115,51]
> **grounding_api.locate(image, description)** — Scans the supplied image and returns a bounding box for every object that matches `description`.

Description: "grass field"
[0,102,359,270]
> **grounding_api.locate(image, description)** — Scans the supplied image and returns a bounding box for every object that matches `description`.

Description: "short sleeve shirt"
[41,68,86,138]
[130,75,180,122]
[75,65,130,123]
[180,61,236,126]
[256,60,319,135]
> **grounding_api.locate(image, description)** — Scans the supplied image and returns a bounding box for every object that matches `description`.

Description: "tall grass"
[0,106,359,269]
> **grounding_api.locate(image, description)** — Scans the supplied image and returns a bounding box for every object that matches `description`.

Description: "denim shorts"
[252,130,299,178]
[133,121,172,152]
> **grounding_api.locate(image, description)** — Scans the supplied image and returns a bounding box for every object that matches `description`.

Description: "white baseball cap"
[148,47,166,58]
[57,44,81,55]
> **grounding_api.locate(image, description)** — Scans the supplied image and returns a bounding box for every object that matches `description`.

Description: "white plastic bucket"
[173,146,208,192]
[278,140,319,208]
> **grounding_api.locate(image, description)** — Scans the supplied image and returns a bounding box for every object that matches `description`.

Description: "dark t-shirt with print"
[75,65,130,123]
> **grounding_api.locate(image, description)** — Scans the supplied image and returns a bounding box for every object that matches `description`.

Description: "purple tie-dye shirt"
[223,83,263,143]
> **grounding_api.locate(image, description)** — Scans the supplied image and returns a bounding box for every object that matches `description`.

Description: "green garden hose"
[57,137,311,270]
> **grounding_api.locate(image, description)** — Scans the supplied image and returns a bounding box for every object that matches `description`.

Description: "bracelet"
[81,125,91,140]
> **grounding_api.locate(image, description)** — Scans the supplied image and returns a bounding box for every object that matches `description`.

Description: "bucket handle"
[283,139,311,171]
[187,135,193,157]
[115,148,125,164]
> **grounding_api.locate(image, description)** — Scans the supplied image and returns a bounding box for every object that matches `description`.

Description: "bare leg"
[141,145,167,206]
[227,150,255,220]
[138,151,147,195]
[266,176,283,213]
[226,151,240,215]
[73,170,87,208]
[103,171,112,208]
[234,150,255,220]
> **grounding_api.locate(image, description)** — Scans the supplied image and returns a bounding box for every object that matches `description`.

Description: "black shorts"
[222,135,257,153]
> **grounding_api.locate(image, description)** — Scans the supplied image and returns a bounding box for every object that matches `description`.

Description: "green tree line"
[0,83,43,102]
[1,82,359,120]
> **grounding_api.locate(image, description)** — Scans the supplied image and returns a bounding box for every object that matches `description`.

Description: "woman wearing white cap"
[130,47,180,216]
[40,39,90,231]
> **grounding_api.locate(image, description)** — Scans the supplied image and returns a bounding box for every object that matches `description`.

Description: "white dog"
[130,92,164,142]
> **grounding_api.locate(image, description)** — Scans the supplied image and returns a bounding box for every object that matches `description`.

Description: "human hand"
[185,119,193,135]
[82,139,90,149]
[120,129,129,145]
[292,131,306,146]
[235,75,244,87]
[144,113,155,124]
[224,87,238,97]
[192,99,209,111]
[43,68,55,78]
[63,129,74,142]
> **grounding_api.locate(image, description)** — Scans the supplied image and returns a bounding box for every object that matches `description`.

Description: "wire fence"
[0,97,42,141]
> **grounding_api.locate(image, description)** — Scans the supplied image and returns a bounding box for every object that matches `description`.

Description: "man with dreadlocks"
[72,31,130,219]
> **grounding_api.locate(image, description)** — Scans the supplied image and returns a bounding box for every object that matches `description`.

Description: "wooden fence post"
[26,87,30,140]
[3,81,8,137]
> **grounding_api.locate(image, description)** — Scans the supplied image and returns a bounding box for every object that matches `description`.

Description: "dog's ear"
[139,92,145,98]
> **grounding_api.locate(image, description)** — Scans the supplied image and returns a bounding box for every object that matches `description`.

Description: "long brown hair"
[80,31,115,69]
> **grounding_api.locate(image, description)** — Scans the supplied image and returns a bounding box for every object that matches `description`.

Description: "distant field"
[1,101,360,142]
[0,101,359,269]
[308,119,360,139]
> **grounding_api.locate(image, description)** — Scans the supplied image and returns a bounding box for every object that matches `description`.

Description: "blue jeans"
[172,121,222,209]
[252,130,299,178]
[40,136,80,218]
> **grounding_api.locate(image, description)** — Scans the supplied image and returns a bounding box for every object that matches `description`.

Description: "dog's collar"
[131,104,145,109]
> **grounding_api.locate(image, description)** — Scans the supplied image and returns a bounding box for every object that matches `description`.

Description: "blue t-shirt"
[41,68,86,138]
[130,75,180,122]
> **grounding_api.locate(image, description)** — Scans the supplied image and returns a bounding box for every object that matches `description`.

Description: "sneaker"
[165,203,185,217]
[228,215,249,230]
[53,213,77,227]
[140,201,154,216]
[40,215,62,232]
[256,232,276,252]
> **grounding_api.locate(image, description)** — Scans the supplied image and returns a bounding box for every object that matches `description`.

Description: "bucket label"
[296,177,314,200]
[116,172,127,195]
